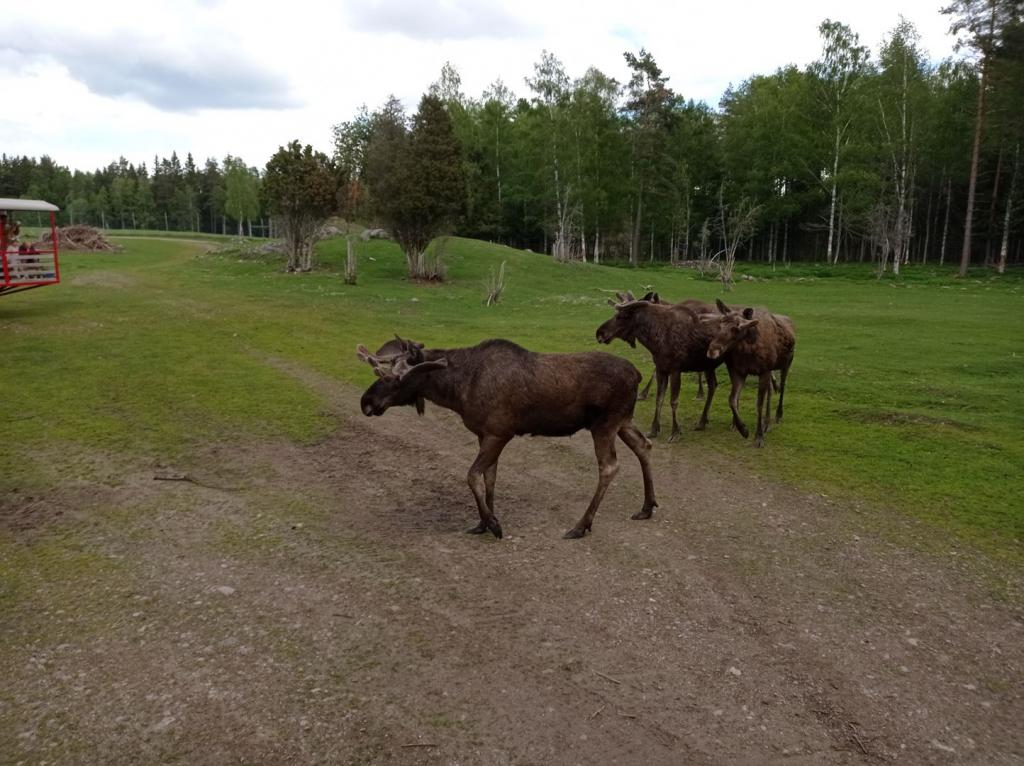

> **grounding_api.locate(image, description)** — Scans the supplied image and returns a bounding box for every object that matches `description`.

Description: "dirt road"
[2,360,1022,764]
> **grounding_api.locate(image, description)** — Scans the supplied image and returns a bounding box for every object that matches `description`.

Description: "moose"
[357,337,658,539]
[595,293,724,441]
[631,292,713,402]
[704,299,795,447]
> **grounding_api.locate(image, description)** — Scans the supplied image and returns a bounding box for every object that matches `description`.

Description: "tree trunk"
[986,142,1005,265]
[940,176,952,265]
[997,142,1019,275]
[922,189,933,264]
[960,55,989,277]
[631,186,643,267]
[826,126,841,264]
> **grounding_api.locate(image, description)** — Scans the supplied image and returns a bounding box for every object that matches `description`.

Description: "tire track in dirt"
[256,356,1023,764]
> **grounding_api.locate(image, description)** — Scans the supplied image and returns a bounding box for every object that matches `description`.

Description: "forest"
[1,7,1021,273]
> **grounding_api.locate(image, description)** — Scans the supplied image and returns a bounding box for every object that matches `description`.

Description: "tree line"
[1,2,1021,276]
[0,152,265,236]
[337,4,1022,275]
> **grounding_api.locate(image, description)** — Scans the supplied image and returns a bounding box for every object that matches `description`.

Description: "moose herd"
[357,294,796,540]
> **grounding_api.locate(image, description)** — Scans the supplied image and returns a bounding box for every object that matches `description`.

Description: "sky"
[1,0,961,173]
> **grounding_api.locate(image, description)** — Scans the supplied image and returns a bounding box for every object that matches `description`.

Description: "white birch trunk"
[826,126,841,264]
[997,142,1019,275]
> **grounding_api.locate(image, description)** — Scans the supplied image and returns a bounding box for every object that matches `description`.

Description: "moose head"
[357,336,447,416]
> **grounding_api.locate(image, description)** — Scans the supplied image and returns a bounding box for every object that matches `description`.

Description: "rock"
[727,666,742,677]
[361,228,389,241]
[214,586,236,596]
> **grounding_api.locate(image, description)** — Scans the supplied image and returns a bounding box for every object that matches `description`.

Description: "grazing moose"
[705,299,795,447]
[595,294,723,441]
[357,337,658,539]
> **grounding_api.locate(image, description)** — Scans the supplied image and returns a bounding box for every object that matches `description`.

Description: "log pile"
[40,225,122,252]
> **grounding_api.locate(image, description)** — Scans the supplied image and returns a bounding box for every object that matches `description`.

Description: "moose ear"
[415,396,426,415]
[742,308,754,320]
[356,344,374,363]
[607,298,618,306]
[716,298,731,315]
[741,319,760,332]
[652,292,660,303]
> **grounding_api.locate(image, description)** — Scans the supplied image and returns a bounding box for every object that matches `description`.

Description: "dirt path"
[2,359,1022,765]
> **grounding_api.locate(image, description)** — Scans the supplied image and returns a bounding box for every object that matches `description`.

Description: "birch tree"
[875,18,930,274]
[809,20,871,264]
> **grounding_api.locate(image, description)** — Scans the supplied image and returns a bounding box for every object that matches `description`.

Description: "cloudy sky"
[2,0,959,173]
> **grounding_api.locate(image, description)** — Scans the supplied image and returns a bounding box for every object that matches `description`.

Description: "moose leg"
[728,368,750,439]
[764,376,774,433]
[775,357,792,423]
[667,373,683,442]
[753,372,771,448]
[466,435,509,539]
[648,370,668,438]
[695,372,706,400]
[695,368,717,430]
[637,373,654,401]
[618,423,658,519]
[564,428,618,539]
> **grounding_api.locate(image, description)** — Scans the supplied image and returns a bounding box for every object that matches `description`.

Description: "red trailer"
[1,198,61,296]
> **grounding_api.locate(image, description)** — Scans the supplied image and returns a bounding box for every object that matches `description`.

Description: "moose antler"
[357,343,446,380]
[607,290,648,309]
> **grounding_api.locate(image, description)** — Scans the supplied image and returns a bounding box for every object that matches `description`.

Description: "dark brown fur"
[596,299,723,441]
[634,293,715,402]
[705,299,796,447]
[358,338,658,539]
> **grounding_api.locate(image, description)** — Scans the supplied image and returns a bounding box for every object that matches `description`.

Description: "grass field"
[2,235,1022,558]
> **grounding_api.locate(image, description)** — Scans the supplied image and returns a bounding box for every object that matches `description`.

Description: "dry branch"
[41,225,122,252]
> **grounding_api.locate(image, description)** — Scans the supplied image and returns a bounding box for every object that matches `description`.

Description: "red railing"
[1,211,61,290]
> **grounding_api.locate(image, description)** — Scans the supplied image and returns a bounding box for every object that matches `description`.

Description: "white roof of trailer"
[0,198,60,212]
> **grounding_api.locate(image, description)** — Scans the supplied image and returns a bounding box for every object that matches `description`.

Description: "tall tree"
[874,18,930,274]
[809,20,872,263]
[223,156,260,236]
[622,49,677,265]
[364,94,467,279]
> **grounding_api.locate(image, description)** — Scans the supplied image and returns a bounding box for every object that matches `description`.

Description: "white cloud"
[0,0,960,174]
[346,0,536,40]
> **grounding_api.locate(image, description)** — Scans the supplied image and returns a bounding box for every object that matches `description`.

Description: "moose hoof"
[693,421,707,432]
[563,526,589,540]
[737,426,750,439]
[667,431,681,443]
[631,506,655,520]
[489,521,504,539]
[753,437,765,448]
[646,430,660,439]
[466,523,489,535]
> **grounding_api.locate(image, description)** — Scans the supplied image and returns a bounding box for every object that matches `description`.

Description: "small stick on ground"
[153,473,244,492]
[594,671,622,685]
[589,704,606,720]
[401,743,438,748]
[618,712,638,719]
[847,722,869,755]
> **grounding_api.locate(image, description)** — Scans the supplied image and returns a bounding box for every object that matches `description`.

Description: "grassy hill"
[2,235,1022,557]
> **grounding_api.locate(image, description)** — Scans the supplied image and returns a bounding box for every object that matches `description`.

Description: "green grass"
[1,235,1022,559]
